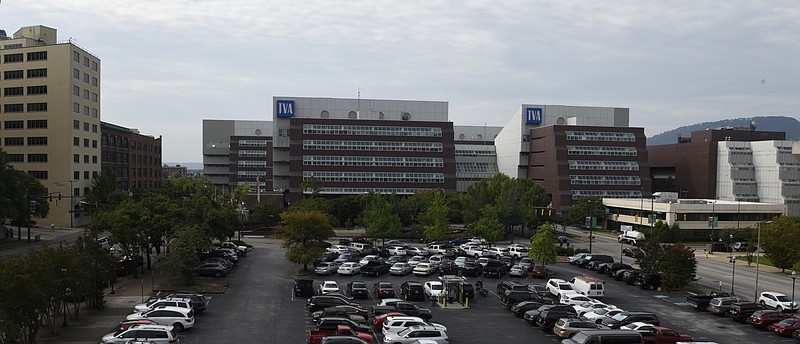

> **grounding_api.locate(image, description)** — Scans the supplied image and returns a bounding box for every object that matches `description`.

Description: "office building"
[454,125,501,192]
[162,164,188,179]
[202,120,273,197]
[100,121,162,192]
[0,25,100,227]
[495,104,648,212]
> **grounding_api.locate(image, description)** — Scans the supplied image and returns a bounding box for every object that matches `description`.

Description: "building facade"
[0,25,101,227]
[162,164,188,179]
[272,97,456,203]
[453,125,501,192]
[100,122,162,192]
[202,120,274,197]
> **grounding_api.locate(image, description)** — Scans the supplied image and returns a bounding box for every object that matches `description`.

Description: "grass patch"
[733,255,800,272]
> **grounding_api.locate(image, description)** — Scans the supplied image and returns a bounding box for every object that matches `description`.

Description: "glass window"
[3,53,23,63]
[73,85,80,96]
[27,68,47,78]
[27,137,48,146]
[73,68,80,79]
[27,85,47,95]
[27,103,47,112]
[73,137,80,146]
[73,154,80,163]
[83,122,89,131]
[27,120,47,129]
[91,61,98,71]
[73,51,80,62]
[73,120,80,130]
[3,70,23,79]
[91,77,97,86]
[4,87,23,96]
[3,120,24,129]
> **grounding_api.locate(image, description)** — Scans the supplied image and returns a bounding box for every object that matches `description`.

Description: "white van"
[348,242,373,253]
[569,275,605,298]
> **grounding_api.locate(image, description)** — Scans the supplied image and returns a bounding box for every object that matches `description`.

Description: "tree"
[567,196,603,228]
[761,217,800,272]
[159,226,209,285]
[329,195,362,228]
[529,223,557,267]
[85,169,129,212]
[363,194,402,245]
[636,236,663,274]
[279,210,335,271]
[250,198,283,229]
[92,200,150,277]
[472,205,504,244]
[300,176,322,198]
[657,243,697,291]
[420,191,449,242]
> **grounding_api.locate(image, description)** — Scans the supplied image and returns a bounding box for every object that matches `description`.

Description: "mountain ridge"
[648,116,800,146]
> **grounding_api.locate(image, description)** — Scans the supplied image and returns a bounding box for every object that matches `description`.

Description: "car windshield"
[431,284,442,290]
[559,284,573,290]
[352,282,366,288]
[571,332,589,343]
[611,313,628,321]
[776,295,792,302]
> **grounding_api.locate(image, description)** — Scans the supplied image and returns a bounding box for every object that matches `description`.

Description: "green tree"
[472,204,504,244]
[329,195,362,228]
[300,176,322,198]
[159,226,209,285]
[364,194,402,245]
[657,243,697,291]
[761,217,800,272]
[567,196,603,228]
[279,210,335,271]
[636,236,664,274]
[420,191,449,242]
[250,198,283,229]
[85,168,129,213]
[529,223,558,267]
[93,200,150,277]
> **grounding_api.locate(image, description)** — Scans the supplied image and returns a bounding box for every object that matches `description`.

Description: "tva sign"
[276,100,295,118]
[525,107,542,124]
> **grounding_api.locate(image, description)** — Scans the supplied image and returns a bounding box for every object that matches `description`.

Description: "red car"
[748,310,790,330]
[770,317,800,336]
[116,319,157,332]
[373,281,396,298]
[531,265,553,279]
[371,312,405,329]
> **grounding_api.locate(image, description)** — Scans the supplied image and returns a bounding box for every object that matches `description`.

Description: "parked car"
[769,317,800,336]
[327,245,350,254]
[99,324,178,344]
[133,298,193,313]
[338,262,361,276]
[154,292,208,313]
[400,281,426,301]
[559,293,594,306]
[573,300,614,316]
[518,257,534,270]
[390,262,413,276]
[748,310,790,329]
[319,281,340,295]
[546,278,575,297]
[708,296,744,315]
[640,326,694,343]
[382,316,444,335]
[759,291,799,312]
[307,295,360,313]
[728,301,766,322]
[635,273,661,290]
[423,281,444,300]
[527,284,550,298]
[510,300,553,317]
[381,325,449,344]
[483,259,508,278]
[413,263,437,276]
[582,307,626,324]
[531,265,554,279]
[311,305,370,324]
[114,319,158,332]
[497,280,528,295]
[599,311,659,329]
[360,260,391,277]
[125,306,195,332]
[508,264,527,277]
[553,317,598,338]
[460,261,483,276]
[346,281,369,299]
[406,247,429,257]
[501,290,543,308]
[387,246,408,256]
[373,281,396,298]
[568,253,590,264]
[316,262,340,275]
[536,308,578,330]
[622,247,644,258]
[508,246,529,259]
[438,261,460,276]
[193,261,229,277]
[407,255,427,267]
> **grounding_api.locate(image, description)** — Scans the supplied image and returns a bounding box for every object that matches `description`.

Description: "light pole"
[61,268,69,327]
[68,180,75,228]
[754,221,770,301]
[730,256,737,295]
[729,234,734,261]
[792,271,797,313]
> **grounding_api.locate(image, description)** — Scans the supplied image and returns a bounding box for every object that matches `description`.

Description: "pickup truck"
[685,291,731,311]
[360,261,391,277]
[370,301,432,320]
[641,326,693,344]
[307,325,373,344]
[465,245,490,258]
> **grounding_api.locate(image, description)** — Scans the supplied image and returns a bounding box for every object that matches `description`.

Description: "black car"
[600,311,659,329]
[728,302,765,322]
[438,261,460,276]
[460,282,475,299]
[497,280,527,295]
[603,263,632,275]
[307,296,359,312]
[461,261,483,276]
[537,309,578,329]
[501,290,542,308]
[194,262,229,277]
[526,284,550,298]
[400,281,425,301]
[636,273,661,290]
[484,259,508,278]
[622,247,644,258]
[346,281,369,299]
[295,279,315,297]
[576,255,613,269]
[510,301,553,317]
[360,261,391,277]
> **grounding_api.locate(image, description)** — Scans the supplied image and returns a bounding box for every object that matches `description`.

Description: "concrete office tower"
[495,104,647,212]
[202,120,274,196]
[453,125,502,192]
[271,97,455,203]
[0,25,101,228]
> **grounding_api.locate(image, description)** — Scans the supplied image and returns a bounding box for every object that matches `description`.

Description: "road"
[567,227,798,302]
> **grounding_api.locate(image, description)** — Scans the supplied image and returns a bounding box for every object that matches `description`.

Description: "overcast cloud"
[3,1,798,162]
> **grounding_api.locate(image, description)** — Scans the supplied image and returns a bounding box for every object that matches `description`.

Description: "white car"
[315,262,339,275]
[390,262,413,276]
[508,264,527,277]
[507,243,527,250]
[337,262,361,275]
[423,281,444,300]
[620,321,656,332]
[453,256,469,268]
[470,237,487,245]
[387,246,408,256]
[383,316,447,335]
[465,246,490,258]
[582,307,625,323]
[377,298,405,306]
[486,247,510,259]
[359,255,382,266]
[559,293,593,306]
[427,255,445,267]
[407,255,426,267]
[326,245,349,254]
[573,300,615,316]
[382,325,449,344]
[133,298,193,313]
[126,306,195,332]
[476,257,490,267]
[406,247,429,257]
[318,281,339,295]
[568,253,590,264]
[546,278,575,296]
[413,263,437,276]
[758,291,799,312]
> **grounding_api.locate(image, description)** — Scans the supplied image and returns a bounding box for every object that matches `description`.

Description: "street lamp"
[730,256,737,295]
[792,271,797,313]
[729,234,734,261]
[61,268,69,327]
[754,221,771,301]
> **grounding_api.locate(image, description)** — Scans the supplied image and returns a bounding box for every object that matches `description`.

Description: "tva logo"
[276,100,295,118]
[525,107,543,124]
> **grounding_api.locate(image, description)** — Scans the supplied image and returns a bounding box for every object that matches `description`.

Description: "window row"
[571,190,643,200]
[302,124,443,137]
[455,149,496,157]
[73,51,99,71]
[568,160,640,171]
[2,120,47,129]
[72,120,98,133]
[308,187,428,195]
[72,68,98,86]
[570,175,642,186]
[238,160,268,168]
[565,131,636,142]
[238,171,268,178]
[3,68,47,80]
[73,137,99,148]
[567,146,638,156]
[72,154,99,164]
[239,150,268,157]
[238,139,268,147]
[303,171,444,183]
[303,140,444,152]
[2,103,47,113]
[3,51,47,63]
[456,162,498,173]
[302,155,444,168]
[3,137,47,146]
[72,86,99,102]
[72,170,100,181]
[5,153,49,163]
[3,85,48,96]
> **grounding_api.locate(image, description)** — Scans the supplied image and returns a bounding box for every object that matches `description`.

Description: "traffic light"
[54,198,58,206]
[674,213,678,221]
[58,194,62,201]
[548,209,553,216]
[683,214,687,221]
[49,195,53,203]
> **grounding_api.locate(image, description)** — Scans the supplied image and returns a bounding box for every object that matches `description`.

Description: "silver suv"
[126,306,195,332]
[134,298,193,313]
[100,324,179,344]
[381,325,449,343]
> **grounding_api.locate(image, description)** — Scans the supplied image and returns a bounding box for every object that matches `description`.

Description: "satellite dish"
[750,121,756,131]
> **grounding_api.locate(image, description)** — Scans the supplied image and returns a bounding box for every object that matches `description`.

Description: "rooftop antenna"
[357,87,361,117]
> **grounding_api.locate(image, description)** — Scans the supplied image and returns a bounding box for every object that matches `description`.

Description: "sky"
[3,1,799,163]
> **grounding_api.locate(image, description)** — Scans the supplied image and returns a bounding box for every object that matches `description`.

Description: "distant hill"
[648,116,800,146]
